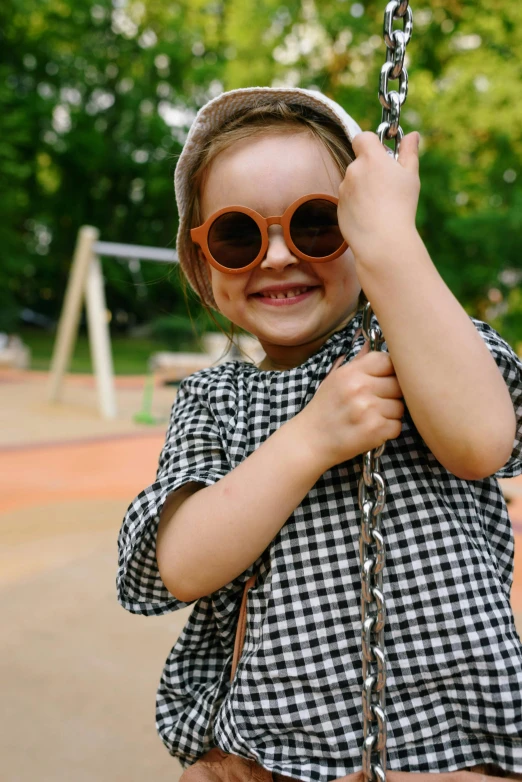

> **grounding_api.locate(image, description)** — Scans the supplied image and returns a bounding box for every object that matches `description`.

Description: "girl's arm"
[338,132,516,481]
[355,229,516,481]
[156,414,325,603]
[157,342,404,603]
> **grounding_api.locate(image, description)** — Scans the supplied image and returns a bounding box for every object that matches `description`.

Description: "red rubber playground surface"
[1,369,521,781]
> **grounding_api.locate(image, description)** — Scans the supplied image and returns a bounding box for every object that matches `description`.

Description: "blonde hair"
[180,100,368,343]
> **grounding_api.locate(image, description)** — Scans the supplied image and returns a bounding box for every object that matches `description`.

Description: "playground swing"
[47,226,178,420]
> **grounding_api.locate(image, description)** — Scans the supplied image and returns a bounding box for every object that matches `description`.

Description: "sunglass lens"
[290,199,344,258]
[208,212,262,269]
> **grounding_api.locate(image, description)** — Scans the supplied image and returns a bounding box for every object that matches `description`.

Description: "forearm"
[355,231,516,479]
[156,415,326,602]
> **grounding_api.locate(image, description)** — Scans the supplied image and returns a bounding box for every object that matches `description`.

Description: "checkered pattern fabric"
[117,311,522,781]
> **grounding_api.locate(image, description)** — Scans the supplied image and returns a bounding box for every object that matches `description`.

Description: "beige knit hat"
[174,86,362,309]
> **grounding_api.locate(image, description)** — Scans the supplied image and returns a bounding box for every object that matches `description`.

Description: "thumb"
[327,341,369,378]
[320,354,346,387]
[353,340,371,358]
[328,354,346,374]
[398,131,420,173]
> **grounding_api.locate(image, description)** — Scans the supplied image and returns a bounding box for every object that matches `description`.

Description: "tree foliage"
[1,0,521,346]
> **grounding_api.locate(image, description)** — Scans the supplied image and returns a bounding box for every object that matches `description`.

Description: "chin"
[256,325,320,347]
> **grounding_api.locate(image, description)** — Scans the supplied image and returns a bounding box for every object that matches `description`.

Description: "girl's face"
[199,131,361,370]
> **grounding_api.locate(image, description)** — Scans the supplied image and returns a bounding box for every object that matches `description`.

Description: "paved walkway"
[1,370,521,781]
[0,372,188,782]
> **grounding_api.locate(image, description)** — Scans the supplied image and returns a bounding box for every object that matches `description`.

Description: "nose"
[259,226,298,272]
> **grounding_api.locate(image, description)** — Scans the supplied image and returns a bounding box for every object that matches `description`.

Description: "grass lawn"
[20,329,187,375]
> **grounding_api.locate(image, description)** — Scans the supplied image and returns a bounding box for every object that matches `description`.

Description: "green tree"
[0,0,520,347]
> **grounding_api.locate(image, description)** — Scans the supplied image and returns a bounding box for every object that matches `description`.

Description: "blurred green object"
[150,314,195,349]
[133,374,159,425]
[0,290,20,332]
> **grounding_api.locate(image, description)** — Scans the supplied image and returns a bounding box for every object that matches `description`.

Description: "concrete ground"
[1,371,188,782]
[1,369,522,782]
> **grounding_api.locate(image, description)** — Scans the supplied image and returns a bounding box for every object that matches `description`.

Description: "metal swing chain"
[358,3,413,782]
[377,0,413,160]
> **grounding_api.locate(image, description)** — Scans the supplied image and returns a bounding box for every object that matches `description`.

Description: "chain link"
[376,0,413,161]
[358,4,413,781]
[358,303,388,782]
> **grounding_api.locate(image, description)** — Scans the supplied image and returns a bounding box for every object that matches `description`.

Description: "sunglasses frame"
[190,193,348,274]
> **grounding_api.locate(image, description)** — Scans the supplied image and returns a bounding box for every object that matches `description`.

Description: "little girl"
[117,87,522,782]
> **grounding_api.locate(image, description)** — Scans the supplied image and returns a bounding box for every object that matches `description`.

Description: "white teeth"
[263,287,308,299]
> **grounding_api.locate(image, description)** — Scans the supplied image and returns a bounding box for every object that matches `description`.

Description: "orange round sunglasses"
[190,193,348,274]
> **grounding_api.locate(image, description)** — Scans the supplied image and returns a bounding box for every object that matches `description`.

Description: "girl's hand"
[337,131,421,266]
[295,342,405,472]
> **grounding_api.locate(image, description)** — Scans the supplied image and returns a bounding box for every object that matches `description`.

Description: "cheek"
[209,266,225,300]
[198,251,239,306]
[322,252,360,291]
[342,251,360,286]
[209,268,243,308]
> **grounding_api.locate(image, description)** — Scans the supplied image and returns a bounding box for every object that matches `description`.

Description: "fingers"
[322,355,347,384]
[381,398,405,420]
[328,347,404,405]
[351,130,381,158]
[352,341,396,376]
[325,349,365,384]
[329,354,347,373]
[374,376,404,400]
[352,341,370,359]
[351,129,419,167]
[397,130,420,175]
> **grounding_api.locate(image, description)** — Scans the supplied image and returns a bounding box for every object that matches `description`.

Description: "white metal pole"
[85,255,117,419]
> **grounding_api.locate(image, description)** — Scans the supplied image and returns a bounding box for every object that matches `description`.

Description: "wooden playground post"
[49,228,178,420]
[48,225,117,419]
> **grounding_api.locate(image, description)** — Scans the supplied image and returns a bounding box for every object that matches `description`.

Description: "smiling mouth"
[252,286,316,299]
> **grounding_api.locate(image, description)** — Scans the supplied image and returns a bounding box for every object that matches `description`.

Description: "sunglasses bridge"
[265,216,285,227]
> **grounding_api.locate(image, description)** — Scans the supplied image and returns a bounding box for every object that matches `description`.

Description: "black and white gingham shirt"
[117,311,522,781]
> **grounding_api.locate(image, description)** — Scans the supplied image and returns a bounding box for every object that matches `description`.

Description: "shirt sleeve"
[116,374,231,615]
[472,318,522,479]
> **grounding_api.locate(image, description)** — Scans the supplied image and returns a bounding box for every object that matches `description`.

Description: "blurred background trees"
[1,0,521,358]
